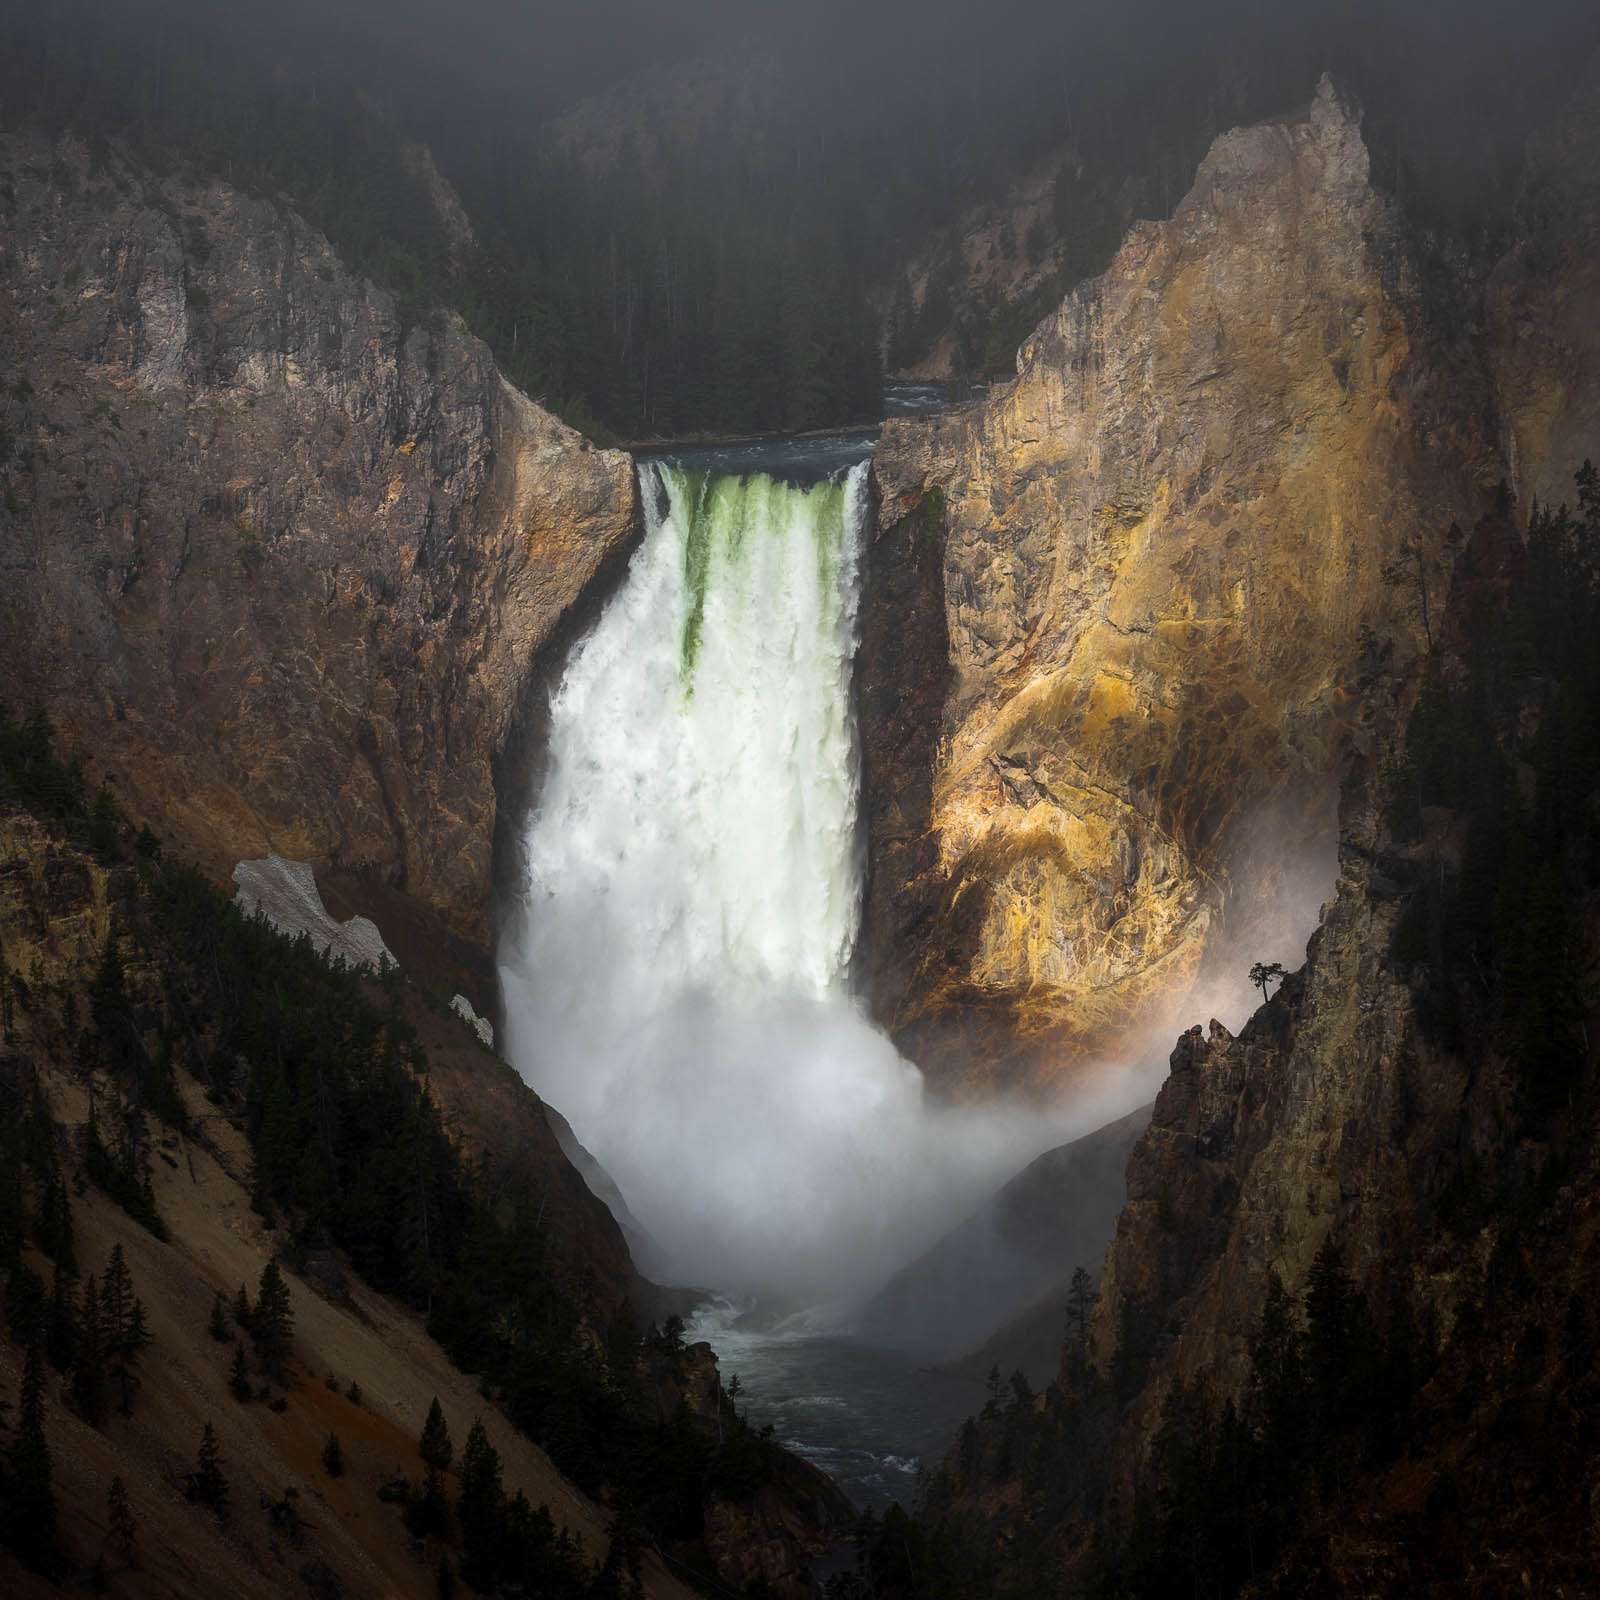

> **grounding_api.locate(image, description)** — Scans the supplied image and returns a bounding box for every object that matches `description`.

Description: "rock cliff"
[863,78,1503,1098]
[1490,54,1600,516]
[1084,789,1423,1449]
[0,133,637,983]
[910,489,1600,1591]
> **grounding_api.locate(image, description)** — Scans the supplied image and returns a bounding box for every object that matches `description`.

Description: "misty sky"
[17,0,1596,121]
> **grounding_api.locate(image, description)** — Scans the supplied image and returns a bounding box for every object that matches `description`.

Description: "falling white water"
[501,460,1085,1306]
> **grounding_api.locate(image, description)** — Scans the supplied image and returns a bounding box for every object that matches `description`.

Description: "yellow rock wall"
[865,79,1503,1098]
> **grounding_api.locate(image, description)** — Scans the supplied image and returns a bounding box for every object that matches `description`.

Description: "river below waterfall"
[684,1298,988,1513]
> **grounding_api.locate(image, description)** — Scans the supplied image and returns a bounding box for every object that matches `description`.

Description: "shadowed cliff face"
[1491,55,1600,516]
[1085,807,1424,1450]
[864,78,1502,1099]
[0,133,637,971]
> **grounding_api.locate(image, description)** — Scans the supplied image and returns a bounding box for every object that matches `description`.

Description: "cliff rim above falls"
[862,76,1510,1101]
[0,132,638,996]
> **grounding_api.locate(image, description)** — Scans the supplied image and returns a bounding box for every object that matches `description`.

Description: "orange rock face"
[863,80,1504,1098]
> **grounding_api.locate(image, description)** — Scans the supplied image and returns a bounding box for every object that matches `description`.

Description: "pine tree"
[89,931,128,1042]
[982,1363,1004,1419]
[194,1421,228,1513]
[36,1168,75,1273]
[71,1272,108,1423]
[1248,960,1288,1003]
[1067,1265,1097,1355]
[126,1298,149,1362]
[45,1262,79,1374]
[20,1081,56,1189]
[101,1242,132,1331]
[88,782,120,860]
[5,1260,45,1342]
[229,1344,252,1402]
[420,1395,453,1471]
[254,1066,297,1211]
[233,1281,252,1331]
[101,1243,149,1413]
[321,1431,344,1477]
[252,1259,293,1381]
[0,1109,25,1269]
[1304,1235,1366,1433]
[1251,1272,1307,1452]
[6,1342,59,1573]
[107,1473,136,1566]
[404,1466,452,1539]
[208,1289,230,1342]
[457,1418,503,1590]
[458,1417,501,1507]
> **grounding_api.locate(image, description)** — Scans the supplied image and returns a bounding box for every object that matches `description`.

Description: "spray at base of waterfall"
[500,459,1095,1304]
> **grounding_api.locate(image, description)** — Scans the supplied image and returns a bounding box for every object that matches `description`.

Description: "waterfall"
[501,459,1067,1305]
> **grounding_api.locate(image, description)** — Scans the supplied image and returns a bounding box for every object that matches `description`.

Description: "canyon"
[3,36,1600,1599]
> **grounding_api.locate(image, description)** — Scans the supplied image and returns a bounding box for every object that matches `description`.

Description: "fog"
[13,0,1597,166]
[841,812,1339,1357]
[505,972,1133,1307]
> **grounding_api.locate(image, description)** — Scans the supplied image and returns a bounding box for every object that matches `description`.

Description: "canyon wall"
[863,78,1504,1099]
[925,504,1600,1589]
[892,63,1600,1592]
[0,134,637,976]
[1491,55,1600,517]
[1084,780,1429,1448]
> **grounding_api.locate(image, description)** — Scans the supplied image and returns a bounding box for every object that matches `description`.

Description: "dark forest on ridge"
[2,0,1592,439]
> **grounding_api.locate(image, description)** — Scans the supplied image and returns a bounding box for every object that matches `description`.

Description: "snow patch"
[451,993,494,1048]
[232,855,394,973]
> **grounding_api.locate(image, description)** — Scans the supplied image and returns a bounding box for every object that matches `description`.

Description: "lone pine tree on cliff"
[1250,961,1287,1003]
